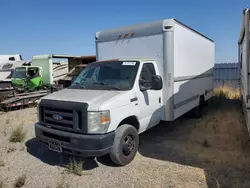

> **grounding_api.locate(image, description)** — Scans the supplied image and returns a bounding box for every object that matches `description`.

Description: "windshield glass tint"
[70,61,140,90]
[12,67,26,78]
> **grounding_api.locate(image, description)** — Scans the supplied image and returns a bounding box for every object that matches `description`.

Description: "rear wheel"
[110,124,139,166]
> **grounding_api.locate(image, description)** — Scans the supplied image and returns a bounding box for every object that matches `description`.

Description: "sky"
[0,0,249,63]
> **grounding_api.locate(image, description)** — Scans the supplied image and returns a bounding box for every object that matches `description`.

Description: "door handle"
[159,97,161,103]
[130,97,138,102]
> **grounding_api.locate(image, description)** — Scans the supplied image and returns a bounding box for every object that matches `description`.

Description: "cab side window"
[139,63,156,87]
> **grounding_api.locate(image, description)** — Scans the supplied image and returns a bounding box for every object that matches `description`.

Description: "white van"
[35,18,214,166]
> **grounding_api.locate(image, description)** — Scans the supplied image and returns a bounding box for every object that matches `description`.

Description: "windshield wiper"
[93,82,121,90]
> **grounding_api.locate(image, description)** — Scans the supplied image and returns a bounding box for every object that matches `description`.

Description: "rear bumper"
[35,123,115,156]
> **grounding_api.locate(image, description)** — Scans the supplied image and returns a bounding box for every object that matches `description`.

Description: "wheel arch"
[118,116,140,132]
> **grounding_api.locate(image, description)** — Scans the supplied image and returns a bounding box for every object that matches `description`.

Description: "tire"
[110,124,139,166]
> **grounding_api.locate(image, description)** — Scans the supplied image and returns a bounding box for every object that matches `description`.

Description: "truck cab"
[35,59,163,165]
[11,66,43,91]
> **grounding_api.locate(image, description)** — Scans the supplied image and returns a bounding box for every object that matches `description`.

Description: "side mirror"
[151,75,162,90]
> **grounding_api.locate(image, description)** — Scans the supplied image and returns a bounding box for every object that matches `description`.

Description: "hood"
[41,88,130,111]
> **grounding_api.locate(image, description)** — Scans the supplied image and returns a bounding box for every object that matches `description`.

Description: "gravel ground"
[0,99,250,188]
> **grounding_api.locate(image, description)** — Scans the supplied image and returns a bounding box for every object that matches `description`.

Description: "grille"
[43,107,74,129]
[39,99,88,133]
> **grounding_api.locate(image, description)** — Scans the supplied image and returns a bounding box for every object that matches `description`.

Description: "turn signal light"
[101,116,110,124]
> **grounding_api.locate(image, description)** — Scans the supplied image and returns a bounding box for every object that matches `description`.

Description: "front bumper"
[35,123,115,156]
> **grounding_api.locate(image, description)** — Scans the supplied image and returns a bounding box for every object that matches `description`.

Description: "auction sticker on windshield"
[122,62,136,66]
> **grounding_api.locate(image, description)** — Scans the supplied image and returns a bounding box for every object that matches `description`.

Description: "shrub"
[66,158,83,176]
[9,126,26,143]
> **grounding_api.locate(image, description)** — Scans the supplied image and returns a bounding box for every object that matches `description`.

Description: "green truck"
[11,55,70,92]
[11,66,43,91]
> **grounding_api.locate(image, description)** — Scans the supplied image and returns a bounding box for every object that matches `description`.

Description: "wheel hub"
[122,135,135,156]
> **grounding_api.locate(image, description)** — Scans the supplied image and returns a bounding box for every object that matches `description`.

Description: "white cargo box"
[96,18,215,121]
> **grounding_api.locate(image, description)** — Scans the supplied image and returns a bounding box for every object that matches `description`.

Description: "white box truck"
[34,19,214,165]
[31,55,70,86]
[239,8,250,135]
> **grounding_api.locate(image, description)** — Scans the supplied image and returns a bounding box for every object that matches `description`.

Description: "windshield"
[12,67,26,78]
[69,61,140,90]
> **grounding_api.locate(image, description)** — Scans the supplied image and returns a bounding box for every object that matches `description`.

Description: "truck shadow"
[25,138,121,169]
[138,98,250,188]
[25,139,99,171]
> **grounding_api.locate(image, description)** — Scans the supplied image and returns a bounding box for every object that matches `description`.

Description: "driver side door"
[136,62,163,133]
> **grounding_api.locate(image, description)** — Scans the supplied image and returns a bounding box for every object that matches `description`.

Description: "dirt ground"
[0,98,250,188]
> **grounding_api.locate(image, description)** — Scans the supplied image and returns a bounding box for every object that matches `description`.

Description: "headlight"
[88,111,110,134]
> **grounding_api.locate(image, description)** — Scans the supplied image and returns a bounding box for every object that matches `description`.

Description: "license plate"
[48,140,62,153]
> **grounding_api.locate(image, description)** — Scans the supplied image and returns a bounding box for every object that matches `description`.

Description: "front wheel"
[110,124,139,166]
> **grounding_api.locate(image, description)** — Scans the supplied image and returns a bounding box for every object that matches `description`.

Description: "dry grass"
[214,85,240,100]
[13,175,26,188]
[187,105,247,163]
[183,86,246,164]
[65,158,83,176]
[182,86,250,187]
[9,126,26,143]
